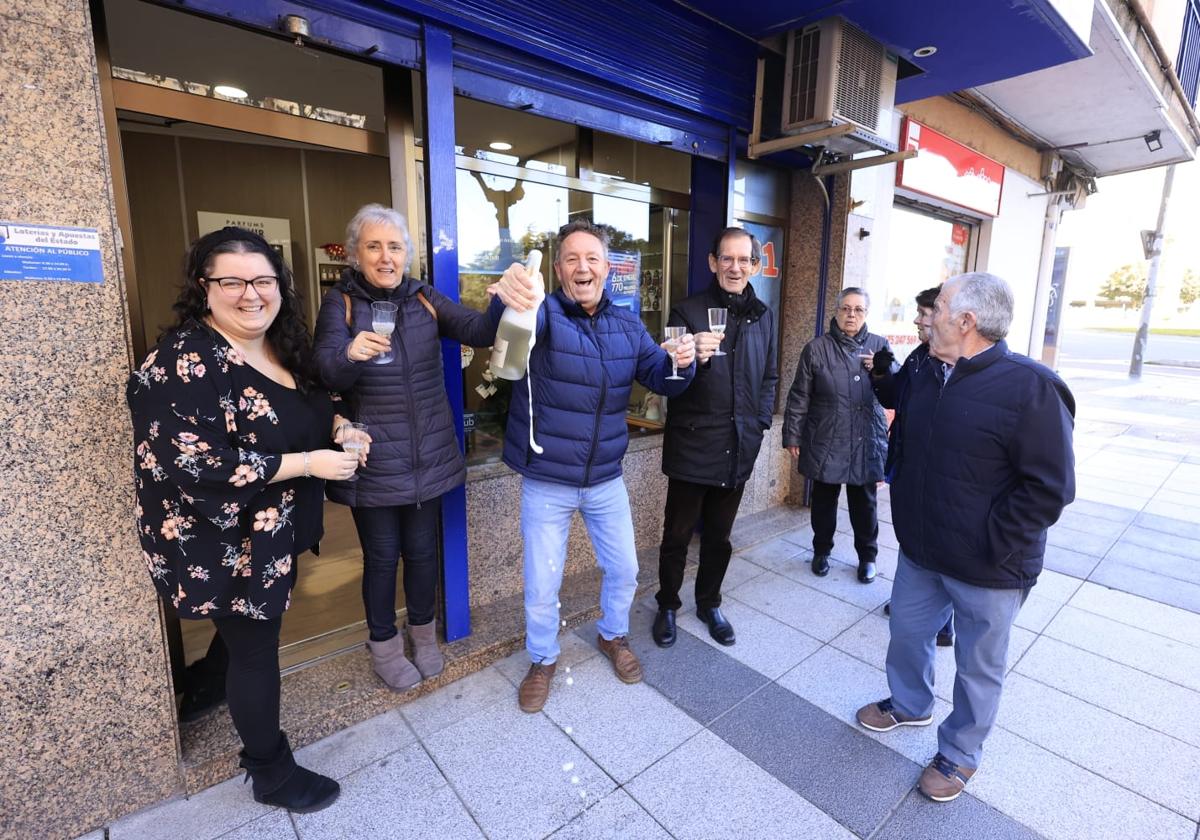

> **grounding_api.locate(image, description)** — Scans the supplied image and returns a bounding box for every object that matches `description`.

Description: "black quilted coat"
[783,320,891,486]
[313,270,499,507]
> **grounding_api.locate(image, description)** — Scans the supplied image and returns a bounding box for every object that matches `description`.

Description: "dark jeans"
[656,478,747,611]
[351,498,441,641]
[811,480,878,562]
[212,614,282,759]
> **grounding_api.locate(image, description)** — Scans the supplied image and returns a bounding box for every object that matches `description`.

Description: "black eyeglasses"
[204,275,279,296]
[717,255,760,269]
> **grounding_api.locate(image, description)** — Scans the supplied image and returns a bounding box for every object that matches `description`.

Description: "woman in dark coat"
[784,287,894,583]
[128,227,363,812]
[312,204,526,691]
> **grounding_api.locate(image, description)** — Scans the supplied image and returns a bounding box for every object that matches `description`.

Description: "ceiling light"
[489,141,513,151]
[913,46,937,58]
[1144,130,1163,152]
[214,84,248,100]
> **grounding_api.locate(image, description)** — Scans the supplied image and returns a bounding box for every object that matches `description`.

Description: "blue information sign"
[0,222,104,284]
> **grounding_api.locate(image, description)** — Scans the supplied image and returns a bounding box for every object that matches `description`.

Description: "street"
[1058,327,1200,378]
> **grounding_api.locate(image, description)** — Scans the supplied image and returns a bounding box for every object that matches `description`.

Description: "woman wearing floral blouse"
[127,226,362,814]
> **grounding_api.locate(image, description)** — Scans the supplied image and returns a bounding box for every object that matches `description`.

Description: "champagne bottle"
[489,250,544,381]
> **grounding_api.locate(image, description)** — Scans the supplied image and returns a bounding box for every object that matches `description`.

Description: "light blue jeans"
[886,550,1028,769]
[521,475,640,664]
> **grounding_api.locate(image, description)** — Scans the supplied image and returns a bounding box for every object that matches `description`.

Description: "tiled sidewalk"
[97,364,1200,840]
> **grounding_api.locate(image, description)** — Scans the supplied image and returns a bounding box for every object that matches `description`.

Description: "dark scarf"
[711,280,767,319]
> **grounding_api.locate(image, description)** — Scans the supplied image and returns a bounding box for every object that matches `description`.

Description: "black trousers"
[656,478,746,611]
[351,498,441,641]
[811,480,878,562]
[212,614,283,759]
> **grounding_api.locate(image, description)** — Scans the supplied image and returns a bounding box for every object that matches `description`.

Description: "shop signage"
[0,222,104,283]
[740,220,784,318]
[197,211,292,259]
[896,119,1005,216]
[606,250,642,315]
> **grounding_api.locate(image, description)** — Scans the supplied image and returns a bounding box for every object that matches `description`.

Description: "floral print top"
[127,323,334,620]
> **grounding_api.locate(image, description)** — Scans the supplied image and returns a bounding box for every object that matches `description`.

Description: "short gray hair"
[945,272,1013,342]
[345,203,413,273]
[838,287,870,308]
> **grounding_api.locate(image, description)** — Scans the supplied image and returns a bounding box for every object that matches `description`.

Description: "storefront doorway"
[878,201,976,359]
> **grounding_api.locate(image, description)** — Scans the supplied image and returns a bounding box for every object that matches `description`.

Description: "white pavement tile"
[676,595,823,679]
[422,699,615,840]
[1151,487,1200,507]
[109,775,274,840]
[829,613,1036,703]
[1046,523,1117,557]
[293,709,415,781]
[401,665,513,739]
[773,555,894,610]
[625,730,855,840]
[1015,636,1200,749]
[737,535,806,571]
[1033,569,1085,603]
[539,655,701,784]
[1013,593,1062,633]
[1144,499,1200,525]
[1044,607,1200,692]
[729,571,867,642]
[722,555,768,591]
[1074,485,1151,511]
[293,742,481,840]
[547,789,671,840]
[1069,582,1200,648]
[493,631,600,687]
[1116,524,1200,562]
[778,645,952,767]
[997,674,1200,819]
[971,728,1196,840]
[217,811,296,839]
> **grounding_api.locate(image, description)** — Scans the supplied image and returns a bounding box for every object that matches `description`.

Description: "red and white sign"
[896,119,1005,217]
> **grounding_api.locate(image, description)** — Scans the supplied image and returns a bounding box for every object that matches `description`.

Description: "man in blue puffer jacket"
[856,272,1075,804]
[490,219,696,713]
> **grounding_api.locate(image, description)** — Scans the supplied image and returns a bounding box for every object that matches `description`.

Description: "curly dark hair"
[915,285,942,309]
[165,227,317,391]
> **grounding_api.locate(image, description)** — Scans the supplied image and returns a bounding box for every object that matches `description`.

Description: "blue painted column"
[687,153,731,296]
[421,24,471,641]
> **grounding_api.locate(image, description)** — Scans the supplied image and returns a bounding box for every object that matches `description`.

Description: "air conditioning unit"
[782,18,898,155]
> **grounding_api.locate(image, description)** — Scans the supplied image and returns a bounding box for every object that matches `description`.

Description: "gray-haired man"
[856,273,1075,802]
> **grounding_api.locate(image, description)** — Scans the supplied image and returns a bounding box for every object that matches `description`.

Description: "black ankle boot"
[652,608,677,648]
[238,732,340,813]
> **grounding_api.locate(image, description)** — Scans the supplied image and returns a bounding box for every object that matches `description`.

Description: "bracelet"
[302,451,311,478]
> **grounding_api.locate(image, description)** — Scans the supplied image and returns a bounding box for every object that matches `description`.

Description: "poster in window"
[606,250,642,315]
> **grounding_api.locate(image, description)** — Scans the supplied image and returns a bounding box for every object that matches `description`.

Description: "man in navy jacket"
[492,219,695,713]
[855,272,1075,803]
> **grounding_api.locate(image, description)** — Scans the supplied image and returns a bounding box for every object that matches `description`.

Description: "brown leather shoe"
[918,753,976,802]
[855,697,933,732]
[518,662,556,713]
[597,635,643,684]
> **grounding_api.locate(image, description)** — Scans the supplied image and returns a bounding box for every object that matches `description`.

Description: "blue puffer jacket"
[313,270,500,507]
[889,340,1076,589]
[494,288,694,487]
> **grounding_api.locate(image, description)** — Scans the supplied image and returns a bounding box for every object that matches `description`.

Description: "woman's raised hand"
[308,449,361,481]
[346,330,392,363]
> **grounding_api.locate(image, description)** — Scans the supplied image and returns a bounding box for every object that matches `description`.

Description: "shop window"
[453,101,692,465]
[880,203,974,359]
[593,130,691,194]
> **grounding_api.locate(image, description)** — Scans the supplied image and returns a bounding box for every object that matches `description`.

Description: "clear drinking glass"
[340,422,368,482]
[664,325,687,380]
[371,301,398,365]
[708,307,728,356]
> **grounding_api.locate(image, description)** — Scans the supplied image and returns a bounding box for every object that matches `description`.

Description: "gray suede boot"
[408,620,445,679]
[366,633,421,691]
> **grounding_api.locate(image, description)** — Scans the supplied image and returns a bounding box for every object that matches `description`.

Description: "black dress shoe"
[883,601,891,616]
[652,608,677,648]
[936,630,955,647]
[696,606,735,646]
[857,560,877,583]
[811,554,831,577]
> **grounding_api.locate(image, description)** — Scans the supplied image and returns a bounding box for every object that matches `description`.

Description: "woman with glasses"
[651,227,778,649]
[784,287,896,584]
[312,204,534,692]
[127,226,364,813]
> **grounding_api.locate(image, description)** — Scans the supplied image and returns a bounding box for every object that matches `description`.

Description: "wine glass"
[340,422,368,482]
[371,301,398,365]
[664,326,687,380]
[708,307,728,356]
